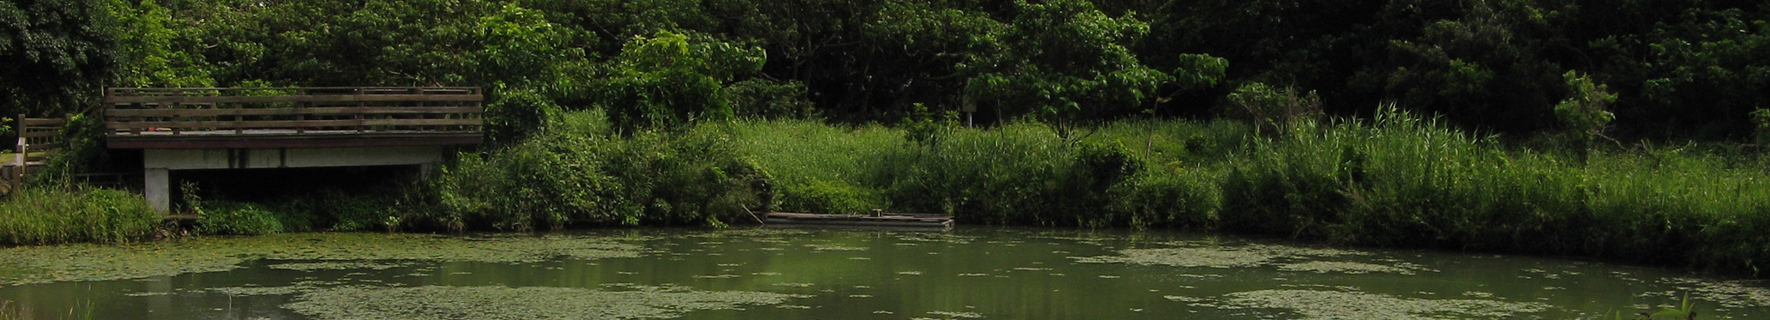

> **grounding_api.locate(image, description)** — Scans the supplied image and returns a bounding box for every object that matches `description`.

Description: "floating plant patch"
[1276,261,1436,275]
[894,233,978,244]
[0,233,645,286]
[208,285,312,296]
[268,261,414,271]
[284,285,808,320]
[1071,241,1405,271]
[1655,278,1770,308]
[804,244,867,251]
[1187,289,1549,320]
[923,310,987,318]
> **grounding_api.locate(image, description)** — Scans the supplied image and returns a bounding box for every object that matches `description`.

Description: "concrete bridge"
[101,87,484,212]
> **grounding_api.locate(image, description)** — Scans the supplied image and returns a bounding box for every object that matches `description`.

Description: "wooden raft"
[765,212,954,228]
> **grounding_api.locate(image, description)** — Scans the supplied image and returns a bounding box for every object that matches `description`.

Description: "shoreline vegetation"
[8,107,1770,278]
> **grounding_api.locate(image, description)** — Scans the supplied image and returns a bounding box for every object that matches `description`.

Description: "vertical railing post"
[296,87,307,134]
[170,88,182,135]
[356,87,367,133]
[231,89,243,135]
[14,114,25,189]
[417,87,428,132]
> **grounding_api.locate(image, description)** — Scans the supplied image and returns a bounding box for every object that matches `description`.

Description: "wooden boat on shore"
[764,211,953,228]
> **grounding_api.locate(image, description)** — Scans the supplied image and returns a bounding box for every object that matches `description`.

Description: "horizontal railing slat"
[104,94,483,104]
[22,118,65,126]
[106,106,482,117]
[108,87,478,95]
[108,118,483,130]
[22,131,60,138]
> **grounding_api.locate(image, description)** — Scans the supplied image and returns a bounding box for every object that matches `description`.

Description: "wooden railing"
[102,87,483,148]
[4,115,66,193]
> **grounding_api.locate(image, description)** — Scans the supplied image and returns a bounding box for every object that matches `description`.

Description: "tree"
[1375,0,1569,134]
[109,0,211,88]
[598,30,765,133]
[1554,70,1616,161]
[1143,0,1385,117]
[963,0,1168,138]
[1606,7,1769,140]
[0,0,115,117]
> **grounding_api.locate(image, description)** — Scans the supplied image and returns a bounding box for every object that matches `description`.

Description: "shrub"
[1751,108,1770,146]
[1553,70,1617,161]
[777,179,879,215]
[194,200,284,236]
[1221,82,1322,137]
[1109,166,1221,229]
[422,110,773,230]
[484,88,559,146]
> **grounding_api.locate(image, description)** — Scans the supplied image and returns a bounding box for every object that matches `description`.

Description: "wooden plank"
[104,94,483,104]
[109,87,477,95]
[106,118,483,130]
[105,106,482,117]
[107,135,483,149]
[362,118,483,126]
[22,118,65,126]
[108,119,365,129]
[22,131,61,138]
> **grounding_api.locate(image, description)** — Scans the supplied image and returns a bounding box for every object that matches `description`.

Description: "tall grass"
[1218,108,1770,274]
[721,118,1232,228]
[710,108,1770,274]
[1579,149,1770,271]
[0,187,159,245]
[711,119,899,214]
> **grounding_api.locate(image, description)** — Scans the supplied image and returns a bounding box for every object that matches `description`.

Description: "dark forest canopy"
[3,0,1767,140]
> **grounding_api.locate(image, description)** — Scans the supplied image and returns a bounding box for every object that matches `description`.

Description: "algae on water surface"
[1071,241,1377,270]
[0,233,643,286]
[1276,261,1434,275]
[1189,289,1550,320]
[268,261,415,271]
[284,285,808,320]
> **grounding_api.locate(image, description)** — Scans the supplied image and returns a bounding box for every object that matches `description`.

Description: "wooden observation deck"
[104,87,483,148]
[101,87,485,212]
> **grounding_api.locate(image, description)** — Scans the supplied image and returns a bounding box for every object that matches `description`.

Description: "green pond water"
[1,227,1767,320]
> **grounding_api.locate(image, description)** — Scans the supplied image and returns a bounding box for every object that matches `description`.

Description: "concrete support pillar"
[418,162,436,181]
[145,168,170,213]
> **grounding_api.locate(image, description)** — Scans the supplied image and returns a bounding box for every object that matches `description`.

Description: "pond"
[0,227,1766,319]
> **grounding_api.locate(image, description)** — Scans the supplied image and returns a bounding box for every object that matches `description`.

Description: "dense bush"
[420,111,774,231]
[0,188,159,245]
[193,200,284,236]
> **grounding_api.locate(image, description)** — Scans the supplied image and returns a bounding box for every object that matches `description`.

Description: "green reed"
[0,187,158,245]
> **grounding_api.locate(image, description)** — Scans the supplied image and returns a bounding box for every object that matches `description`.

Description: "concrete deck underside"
[142,146,443,212]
